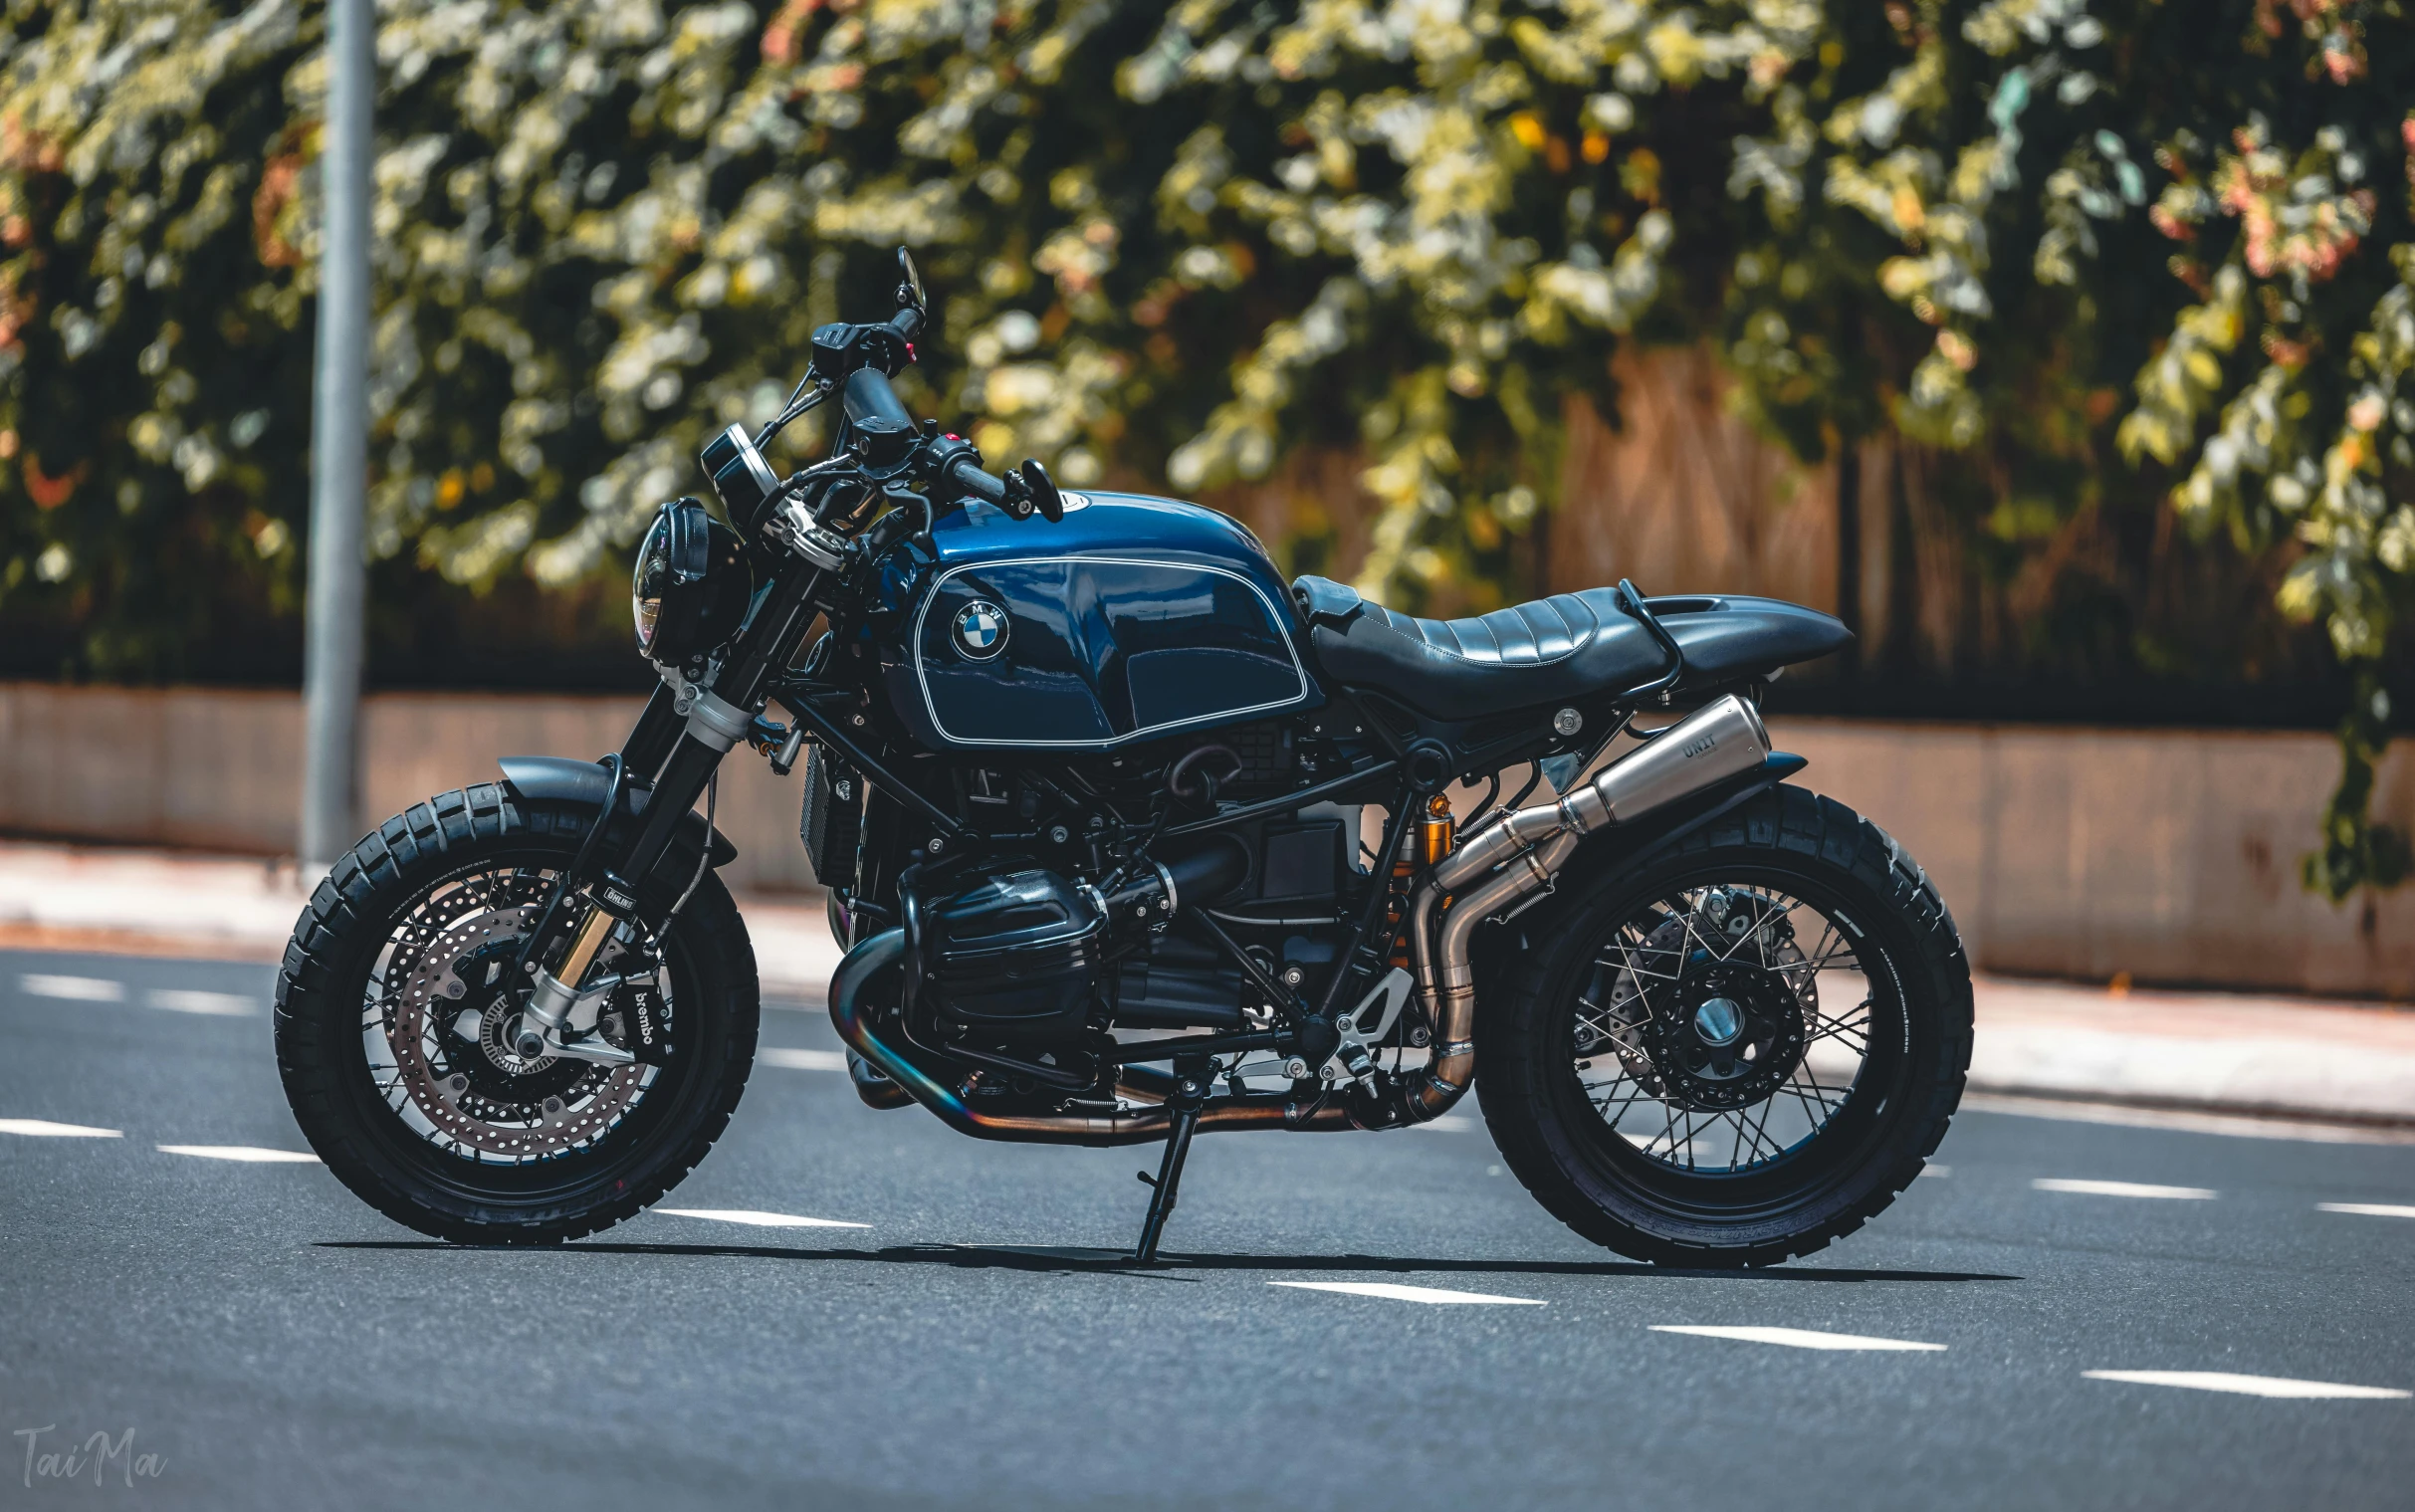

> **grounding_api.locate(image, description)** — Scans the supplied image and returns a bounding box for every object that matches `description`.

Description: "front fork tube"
[522,561,829,1054]
[516,733,729,1061]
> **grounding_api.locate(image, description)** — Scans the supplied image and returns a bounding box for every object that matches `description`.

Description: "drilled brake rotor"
[370,878,659,1164]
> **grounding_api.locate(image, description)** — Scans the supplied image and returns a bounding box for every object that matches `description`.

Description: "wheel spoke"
[1567,873,1890,1179]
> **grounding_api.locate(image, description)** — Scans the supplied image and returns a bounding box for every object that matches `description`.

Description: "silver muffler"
[1388,695,1773,1124]
[1430,693,1772,891]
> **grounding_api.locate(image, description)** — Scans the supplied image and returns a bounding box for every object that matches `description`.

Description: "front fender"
[496,755,738,887]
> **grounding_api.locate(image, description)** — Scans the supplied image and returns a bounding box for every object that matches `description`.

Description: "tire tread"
[1479,785,1972,1267]
[274,789,758,1246]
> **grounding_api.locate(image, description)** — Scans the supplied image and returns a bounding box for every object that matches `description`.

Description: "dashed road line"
[1918,1163,1951,1179]
[156,1145,321,1164]
[2317,1202,2415,1219]
[0,1118,121,1138]
[1268,1281,1545,1306]
[1410,1115,1475,1133]
[656,1208,871,1229]
[2033,1178,2216,1200]
[146,988,257,1017]
[21,973,124,1001]
[1650,1325,1945,1352]
[760,1048,849,1071]
[2084,1371,2409,1401]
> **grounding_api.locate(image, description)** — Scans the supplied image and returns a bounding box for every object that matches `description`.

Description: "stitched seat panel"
[1377,590,1623,668]
[1292,575,1854,722]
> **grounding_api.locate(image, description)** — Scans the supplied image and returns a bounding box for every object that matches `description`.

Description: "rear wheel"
[275,786,759,1244]
[1478,787,1970,1267]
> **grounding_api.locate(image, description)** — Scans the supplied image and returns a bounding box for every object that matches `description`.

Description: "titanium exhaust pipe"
[1386,695,1773,1124]
[1430,693,1772,892]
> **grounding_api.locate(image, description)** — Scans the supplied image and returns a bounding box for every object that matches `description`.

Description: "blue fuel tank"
[876,492,1325,752]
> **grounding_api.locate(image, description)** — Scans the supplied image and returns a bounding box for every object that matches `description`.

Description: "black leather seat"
[1292,575,1851,722]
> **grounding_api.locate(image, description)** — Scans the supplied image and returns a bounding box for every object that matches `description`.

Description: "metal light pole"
[301,0,373,871]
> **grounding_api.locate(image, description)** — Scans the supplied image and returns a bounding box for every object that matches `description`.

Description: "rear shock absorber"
[1388,794,1454,970]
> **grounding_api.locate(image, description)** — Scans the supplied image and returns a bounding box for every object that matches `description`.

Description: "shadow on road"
[318,1239,2018,1283]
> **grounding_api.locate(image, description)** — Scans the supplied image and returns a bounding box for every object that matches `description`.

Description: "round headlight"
[633,498,751,664]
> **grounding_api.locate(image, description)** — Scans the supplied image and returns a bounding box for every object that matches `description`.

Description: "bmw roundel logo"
[952,599,1010,660]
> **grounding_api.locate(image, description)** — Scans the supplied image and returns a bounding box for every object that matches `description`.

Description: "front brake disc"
[373,886,656,1163]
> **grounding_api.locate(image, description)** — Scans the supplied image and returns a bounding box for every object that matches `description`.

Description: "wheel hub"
[1605,889,1812,1113]
[1645,963,1806,1111]
[1692,995,1745,1047]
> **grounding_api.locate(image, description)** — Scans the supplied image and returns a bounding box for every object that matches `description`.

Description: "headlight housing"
[632,498,751,665]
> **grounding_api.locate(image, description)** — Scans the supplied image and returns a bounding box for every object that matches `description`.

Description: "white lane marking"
[2084,1371,2410,1401]
[2033,1178,2216,1200]
[761,1048,849,1071]
[1410,1115,1475,1133]
[0,1118,122,1138]
[656,1208,870,1229]
[156,1145,321,1164]
[1918,1164,1952,1179]
[146,988,258,1017]
[1268,1281,1544,1306]
[1650,1325,1946,1352]
[2318,1202,2415,1219]
[21,973,124,1001]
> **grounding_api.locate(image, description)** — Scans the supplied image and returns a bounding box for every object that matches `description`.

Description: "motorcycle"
[275,250,1972,1266]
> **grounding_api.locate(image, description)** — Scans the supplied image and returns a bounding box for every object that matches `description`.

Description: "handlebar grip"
[943,454,1007,506]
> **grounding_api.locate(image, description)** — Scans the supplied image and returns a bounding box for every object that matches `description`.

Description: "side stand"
[1132,1056,1209,1265]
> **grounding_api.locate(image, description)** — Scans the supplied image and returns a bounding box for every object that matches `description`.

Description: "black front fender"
[496,756,738,888]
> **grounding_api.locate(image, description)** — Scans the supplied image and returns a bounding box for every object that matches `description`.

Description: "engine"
[915,839,1256,1049]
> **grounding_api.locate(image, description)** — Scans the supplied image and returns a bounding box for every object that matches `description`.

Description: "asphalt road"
[4,945,2411,1510]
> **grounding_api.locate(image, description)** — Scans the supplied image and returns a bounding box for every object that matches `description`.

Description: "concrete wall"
[1768,719,2415,1000]
[0,683,2407,996]
[0,685,817,893]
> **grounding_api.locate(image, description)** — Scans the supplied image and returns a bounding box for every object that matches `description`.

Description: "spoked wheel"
[1479,788,1971,1267]
[276,787,759,1244]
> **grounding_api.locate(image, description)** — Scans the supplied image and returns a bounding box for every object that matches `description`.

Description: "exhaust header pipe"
[1389,695,1773,1124]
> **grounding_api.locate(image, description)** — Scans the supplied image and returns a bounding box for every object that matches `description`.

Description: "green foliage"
[1,0,2410,889]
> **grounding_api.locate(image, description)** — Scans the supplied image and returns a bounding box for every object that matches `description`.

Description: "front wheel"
[275,785,760,1244]
[1477,787,1972,1267]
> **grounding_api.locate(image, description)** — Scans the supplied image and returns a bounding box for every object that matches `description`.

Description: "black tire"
[275,784,760,1245]
[1477,786,1971,1267]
